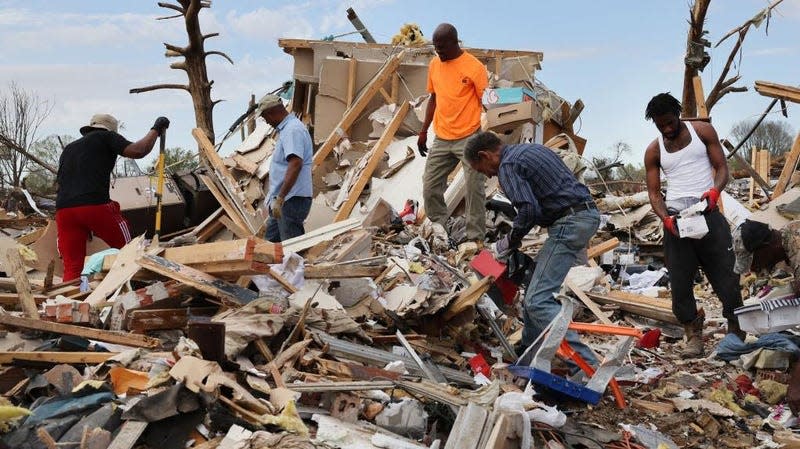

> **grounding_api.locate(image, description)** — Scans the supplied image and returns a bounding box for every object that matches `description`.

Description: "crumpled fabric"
[715,333,800,361]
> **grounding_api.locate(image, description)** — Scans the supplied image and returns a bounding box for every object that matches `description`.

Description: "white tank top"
[659,122,714,201]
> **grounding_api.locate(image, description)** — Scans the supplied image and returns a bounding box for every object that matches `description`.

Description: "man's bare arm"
[696,122,730,191]
[644,141,669,220]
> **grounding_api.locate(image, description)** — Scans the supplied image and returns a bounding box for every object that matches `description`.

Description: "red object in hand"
[701,187,720,211]
[663,216,679,237]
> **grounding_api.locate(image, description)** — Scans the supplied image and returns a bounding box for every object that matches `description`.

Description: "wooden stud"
[137,254,258,305]
[313,50,405,169]
[334,101,410,221]
[566,280,613,325]
[197,173,252,233]
[390,72,400,104]
[304,264,385,279]
[586,238,620,260]
[84,236,145,307]
[0,351,118,365]
[692,75,708,118]
[0,313,160,348]
[219,215,251,239]
[443,277,493,320]
[5,249,39,319]
[346,57,357,108]
[755,80,800,104]
[266,268,298,294]
[773,133,800,199]
[127,307,217,333]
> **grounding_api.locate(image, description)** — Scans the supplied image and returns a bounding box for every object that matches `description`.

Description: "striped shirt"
[498,144,592,244]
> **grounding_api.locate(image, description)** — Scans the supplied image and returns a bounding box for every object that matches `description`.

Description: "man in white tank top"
[643,92,744,358]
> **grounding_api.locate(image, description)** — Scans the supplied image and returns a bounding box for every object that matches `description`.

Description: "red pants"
[56,201,132,281]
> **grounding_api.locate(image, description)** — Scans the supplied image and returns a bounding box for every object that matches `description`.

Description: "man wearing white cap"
[257,94,313,242]
[56,114,169,281]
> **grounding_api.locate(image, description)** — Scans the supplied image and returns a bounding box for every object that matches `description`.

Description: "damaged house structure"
[0,4,800,449]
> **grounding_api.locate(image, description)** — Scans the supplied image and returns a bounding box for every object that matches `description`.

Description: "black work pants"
[664,209,742,324]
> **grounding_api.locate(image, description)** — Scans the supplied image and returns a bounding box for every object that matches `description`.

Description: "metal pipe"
[346,7,376,43]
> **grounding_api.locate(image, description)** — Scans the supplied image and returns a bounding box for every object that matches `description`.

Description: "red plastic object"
[470,250,517,304]
[469,354,492,377]
[636,328,661,349]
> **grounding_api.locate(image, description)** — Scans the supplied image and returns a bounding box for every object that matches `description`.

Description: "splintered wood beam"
[304,264,385,279]
[755,80,800,104]
[586,238,620,260]
[0,313,161,348]
[193,128,259,232]
[773,133,800,199]
[313,50,406,169]
[127,307,217,333]
[334,101,410,222]
[5,249,39,319]
[137,254,258,305]
[693,76,709,118]
[197,173,252,233]
[85,236,146,307]
[443,276,493,320]
[0,352,119,365]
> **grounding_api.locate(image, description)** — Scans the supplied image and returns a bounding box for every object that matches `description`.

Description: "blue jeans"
[265,196,312,243]
[522,208,601,366]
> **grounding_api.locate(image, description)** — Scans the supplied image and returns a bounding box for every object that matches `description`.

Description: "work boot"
[682,312,705,358]
[727,318,747,341]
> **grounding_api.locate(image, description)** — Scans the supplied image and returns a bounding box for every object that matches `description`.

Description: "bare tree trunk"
[681,0,711,118]
[130,0,233,145]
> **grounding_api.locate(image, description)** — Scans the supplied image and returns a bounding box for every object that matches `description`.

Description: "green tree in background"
[147,146,199,174]
[729,119,794,161]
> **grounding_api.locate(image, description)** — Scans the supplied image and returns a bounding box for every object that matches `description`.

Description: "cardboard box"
[483,87,534,109]
[486,101,540,134]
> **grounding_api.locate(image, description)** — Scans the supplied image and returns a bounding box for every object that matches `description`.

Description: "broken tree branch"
[681,0,711,117]
[129,84,190,94]
[157,2,185,14]
[0,135,57,175]
[205,51,234,65]
[715,0,785,47]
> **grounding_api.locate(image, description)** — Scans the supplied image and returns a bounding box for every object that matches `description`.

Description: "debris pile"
[0,41,798,449]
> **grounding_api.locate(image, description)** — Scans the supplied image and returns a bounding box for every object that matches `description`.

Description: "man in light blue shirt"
[257,94,313,242]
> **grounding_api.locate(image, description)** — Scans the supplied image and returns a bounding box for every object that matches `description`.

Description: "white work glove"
[490,235,513,262]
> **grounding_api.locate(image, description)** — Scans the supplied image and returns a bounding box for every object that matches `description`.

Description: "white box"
[735,297,800,335]
[677,215,708,239]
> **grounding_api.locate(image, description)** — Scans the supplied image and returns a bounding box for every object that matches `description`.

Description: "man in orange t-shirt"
[418,23,488,245]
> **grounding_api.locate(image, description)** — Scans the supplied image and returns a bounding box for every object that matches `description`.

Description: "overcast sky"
[1,0,798,167]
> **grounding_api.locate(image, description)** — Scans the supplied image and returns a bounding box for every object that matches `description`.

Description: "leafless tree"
[730,119,794,160]
[130,0,233,145]
[0,82,53,188]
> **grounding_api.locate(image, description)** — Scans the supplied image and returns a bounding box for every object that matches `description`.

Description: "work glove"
[417,132,428,157]
[151,116,170,134]
[490,235,513,262]
[700,187,720,212]
[663,215,679,237]
[271,196,284,220]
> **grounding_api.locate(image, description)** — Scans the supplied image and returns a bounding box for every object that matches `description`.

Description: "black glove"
[417,132,428,157]
[151,116,170,134]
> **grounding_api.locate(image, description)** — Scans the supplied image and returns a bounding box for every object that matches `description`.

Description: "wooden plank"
[190,207,224,238]
[0,313,160,348]
[107,420,148,449]
[137,254,258,305]
[282,218,361,254]
[277,38,544,61]
[586,238,620,260]
[193,128,259,233]
[84,236,145,307]
[127,307,217,332]
[4,249,39,319]
[0,293,47,307]
[443,277,493,320]
[304,264,385,279]
[586,291,679,324]
[692,75,708,118]
[0,352,118,365]
[231,154,258,175]
[346,57,357,107]
[334,101,410,222]
[267,268,298,294]
[773,133,800,199]
[755,80,800,104]
[566,280,613,325]
[312,50,405,169]
[219,215,250,239]
[197,173,252,233]
[390,72,400,104]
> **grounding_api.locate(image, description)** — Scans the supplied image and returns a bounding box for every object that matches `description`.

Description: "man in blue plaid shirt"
[465,132,600,365]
